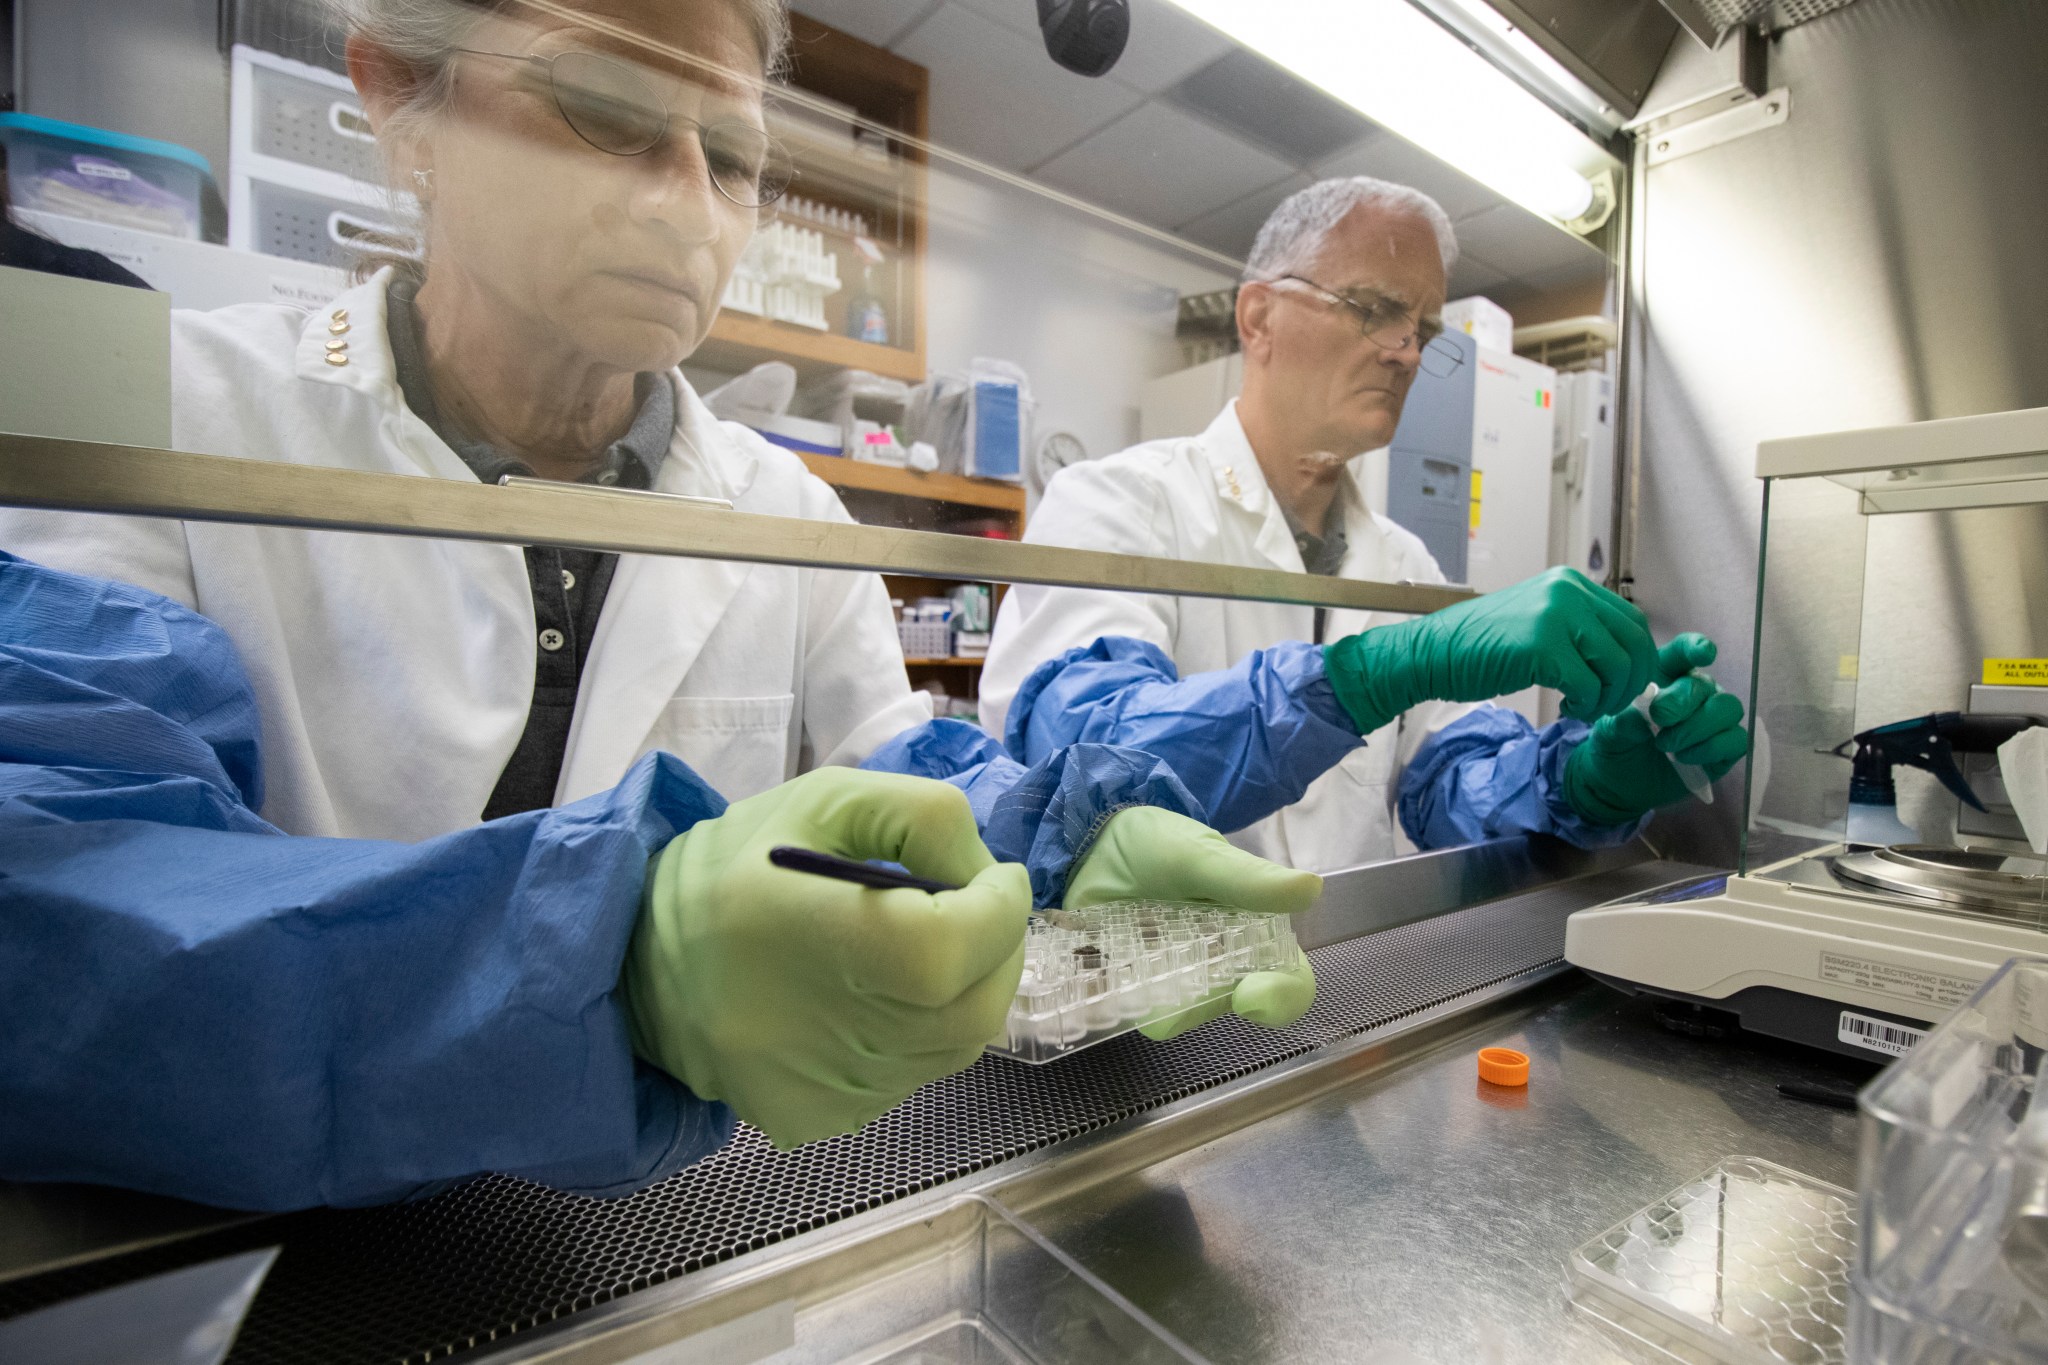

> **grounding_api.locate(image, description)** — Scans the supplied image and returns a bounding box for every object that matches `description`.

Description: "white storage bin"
[235,47,382,184]
[229,45,416,268]
[242,178,414,271]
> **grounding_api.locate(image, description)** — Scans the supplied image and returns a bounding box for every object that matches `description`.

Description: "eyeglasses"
[451,49,795,208]
[1274,274,1465,379]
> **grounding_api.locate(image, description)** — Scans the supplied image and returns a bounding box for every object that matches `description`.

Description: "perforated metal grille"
[1665,0,1863,38]
[0,863,1693,1363]
[1769,0,1862,23]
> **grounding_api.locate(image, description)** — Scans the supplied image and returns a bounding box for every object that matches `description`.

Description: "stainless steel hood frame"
[0,433,1475,614]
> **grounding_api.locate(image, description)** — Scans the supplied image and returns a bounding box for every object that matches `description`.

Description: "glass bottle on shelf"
[845,237,890,345]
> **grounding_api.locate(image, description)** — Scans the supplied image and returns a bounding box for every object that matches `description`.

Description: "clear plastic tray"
[1852,955,2048,1364]
[987,901,1299,1065]
[762,1195,1209,1363]
[1568,1155,1857,1364]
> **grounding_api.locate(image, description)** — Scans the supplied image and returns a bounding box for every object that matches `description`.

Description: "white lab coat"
[0,271,931,841]
[981,401,1476,874]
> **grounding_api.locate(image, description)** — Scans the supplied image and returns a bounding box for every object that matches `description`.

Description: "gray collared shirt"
[1278,497,1348,643]
[386,275,676,818]
[1278,500,1349,578]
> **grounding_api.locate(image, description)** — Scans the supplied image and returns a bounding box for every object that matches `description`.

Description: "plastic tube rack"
[989,901,1300,1065]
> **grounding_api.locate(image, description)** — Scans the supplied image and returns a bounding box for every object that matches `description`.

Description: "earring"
[412,168,434,194]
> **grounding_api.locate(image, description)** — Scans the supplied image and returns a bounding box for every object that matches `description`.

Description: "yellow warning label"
[1985,658,2048,686]
[1468,470,1483,532]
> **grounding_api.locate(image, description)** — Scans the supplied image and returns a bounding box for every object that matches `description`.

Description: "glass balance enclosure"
[1741,409,2048,919]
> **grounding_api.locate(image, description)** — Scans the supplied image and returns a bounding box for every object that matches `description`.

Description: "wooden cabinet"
[713,24,1019,706]
[695,17,928,384]
[794,455,1024,703]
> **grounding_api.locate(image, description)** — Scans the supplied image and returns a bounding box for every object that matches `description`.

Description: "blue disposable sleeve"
[1396,707,1650,851]
[998,636,1362,836]
[861,719,1205,907]
[0,553,734,1211]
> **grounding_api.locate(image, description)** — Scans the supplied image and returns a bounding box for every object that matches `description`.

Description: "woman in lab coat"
[0,0,1314,1211]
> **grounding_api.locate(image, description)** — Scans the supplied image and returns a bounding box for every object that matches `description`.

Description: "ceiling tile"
[1175,172,1313,260]
[1312,134,1502,224]
[1034,101,1297,231]
[1447,256,1511,299]
[1521,255,1615,294]
[791,0,939,48]
[1483,257,1615,320]
[948,0,1235,93]
[1165,47,1373,166]
[894,5,1146,173]
[945,0,1038,39]
[1451,202,1608,279]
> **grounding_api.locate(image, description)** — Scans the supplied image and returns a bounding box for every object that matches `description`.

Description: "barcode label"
[1838,1011,1926,1058]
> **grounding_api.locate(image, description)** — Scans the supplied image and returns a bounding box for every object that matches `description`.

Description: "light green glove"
[1063,805,1322,1041]
[1322,566,1657,734]
[1563,633,1750,825]
[621,768,1031,1150]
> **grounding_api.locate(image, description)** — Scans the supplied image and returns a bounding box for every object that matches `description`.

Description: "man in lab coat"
[981,177,1748,873]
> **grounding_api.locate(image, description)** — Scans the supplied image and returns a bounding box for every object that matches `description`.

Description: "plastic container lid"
[0,112,217,183]
[1477,1047,1529,1087]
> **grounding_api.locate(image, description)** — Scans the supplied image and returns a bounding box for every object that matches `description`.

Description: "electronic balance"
[1567,406,2048,1062]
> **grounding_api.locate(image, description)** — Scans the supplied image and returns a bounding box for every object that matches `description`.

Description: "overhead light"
[1414,0,1623,138]
[1163,0,1619,233]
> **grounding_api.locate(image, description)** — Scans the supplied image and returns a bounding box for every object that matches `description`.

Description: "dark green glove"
[1562,634,1750,825]
[1322,567,1657,735]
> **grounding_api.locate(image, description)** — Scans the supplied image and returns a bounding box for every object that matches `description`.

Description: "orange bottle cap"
[1477,1047,1530,1087]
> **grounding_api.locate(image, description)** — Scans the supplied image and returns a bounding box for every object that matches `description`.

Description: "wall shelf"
[702,17,927,385]
[795,452,1026,515]
[700,312,924,384]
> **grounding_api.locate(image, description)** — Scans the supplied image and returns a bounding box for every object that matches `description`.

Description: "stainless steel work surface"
[1017,980,1869,1365]
[0,855,1691,1363]
[0,1182,261,1286]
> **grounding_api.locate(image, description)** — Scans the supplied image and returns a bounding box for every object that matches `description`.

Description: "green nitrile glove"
[1322,566,1658,734]
[1063,805,1322,1041]
[621,767,1031,1150]
[1562,633,1750,826]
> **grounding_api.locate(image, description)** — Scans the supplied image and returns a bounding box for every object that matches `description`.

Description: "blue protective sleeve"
[0,553,735,1211]
[999,636,1361,836]
[1396,707,1649,851]
[860,719,1205,908]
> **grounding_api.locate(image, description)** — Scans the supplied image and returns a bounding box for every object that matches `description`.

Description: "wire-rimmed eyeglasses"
[451,49,795,209]
[1273,273,1464,379]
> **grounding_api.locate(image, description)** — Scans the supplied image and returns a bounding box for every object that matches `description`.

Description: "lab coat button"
[331,308,349,322]
[324,353,350,367]
[328,320,350,336]
[538,628,566,652]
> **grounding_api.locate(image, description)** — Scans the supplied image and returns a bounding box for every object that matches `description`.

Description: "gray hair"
[330,0,790,275]
[1243,176,1457,284]
[332,0,793,157]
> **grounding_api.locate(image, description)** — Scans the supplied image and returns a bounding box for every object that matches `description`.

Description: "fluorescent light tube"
[1165,0,1617,230]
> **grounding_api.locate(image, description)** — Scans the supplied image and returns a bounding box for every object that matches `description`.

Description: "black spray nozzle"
[1838,712,2047,812]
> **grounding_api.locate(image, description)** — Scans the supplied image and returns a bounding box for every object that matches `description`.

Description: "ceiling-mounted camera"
[1037,0,1130,78]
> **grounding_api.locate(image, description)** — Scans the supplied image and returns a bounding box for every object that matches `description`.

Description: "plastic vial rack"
[988,901,1300,1065]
